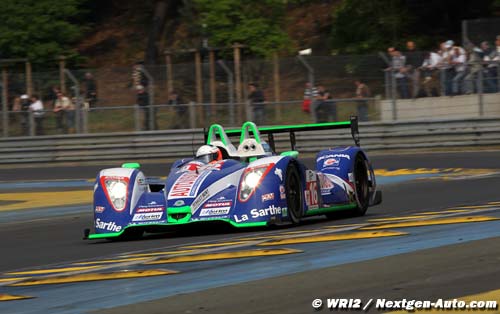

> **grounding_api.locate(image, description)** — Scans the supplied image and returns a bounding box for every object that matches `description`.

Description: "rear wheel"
[352,153,369,216]
[286,164,303,224]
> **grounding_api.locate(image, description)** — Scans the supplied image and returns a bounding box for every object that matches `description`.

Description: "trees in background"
[0,0,86,64]
[193,0,290,57]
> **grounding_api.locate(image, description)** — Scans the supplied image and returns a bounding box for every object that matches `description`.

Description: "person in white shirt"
[420,51,441,96]
[30,95,45,135]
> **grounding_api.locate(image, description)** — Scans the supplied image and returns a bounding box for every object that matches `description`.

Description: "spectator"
[53,92,74,133]
[29,95,44,135]
[131,61,149,90]
[302,82,317,113]
[483,36,500,93]
[464,42,490,94]
[136,85,156,131]
[168,90,187,129]
[438,40,455,95]
[354,80,370,121]
[315,85,335,123]
[420,51,442,97]
[83,72,97,108]
[405,41,425,97]
[388,47,410,99]
[451,46,467,95]
[19,94,31,135]
[248,83,265,124]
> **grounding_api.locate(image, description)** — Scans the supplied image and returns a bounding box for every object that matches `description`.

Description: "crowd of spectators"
[9,71,97,136]
[387,36,500,98]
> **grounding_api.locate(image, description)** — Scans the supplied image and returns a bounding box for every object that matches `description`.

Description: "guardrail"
[1,117,499,164]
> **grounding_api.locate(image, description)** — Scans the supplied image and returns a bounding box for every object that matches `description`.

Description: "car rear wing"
[204,116,360,153]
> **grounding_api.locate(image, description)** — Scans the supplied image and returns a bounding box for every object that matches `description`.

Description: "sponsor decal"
[274,168,283,181]
[317,153,351,162]
[305,181,319,210]
[132,213,163,222]
[261,193,274,202]
[169,172,201,198]
[279,185,286,199]
[318,173,334,189]
[190,189,210,211]
[137,178,146,185]
[95,218,122,232]
[323,158,339,167]
[282,207,288,217]
[95,206,105,213]
[136,206,165,213]
[233,205,284,223]
[203,201,232,208]
[348,172,354,183]
[250,205,283,218]
[148,201,158,205]
[174,200,185,207]
[199,207,231,216]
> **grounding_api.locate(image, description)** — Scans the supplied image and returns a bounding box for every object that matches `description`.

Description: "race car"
[84,117,381,240]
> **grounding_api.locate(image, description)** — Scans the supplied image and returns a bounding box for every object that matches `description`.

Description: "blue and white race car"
[85,117,381,240]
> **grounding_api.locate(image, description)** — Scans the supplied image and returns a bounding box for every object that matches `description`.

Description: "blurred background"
[1,0,500,136]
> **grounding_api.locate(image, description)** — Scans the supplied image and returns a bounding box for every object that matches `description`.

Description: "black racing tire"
[285,163,303,224]
[352,153,370,216]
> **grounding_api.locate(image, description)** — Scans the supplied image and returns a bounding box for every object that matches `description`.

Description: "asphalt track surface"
[0,150,500,313]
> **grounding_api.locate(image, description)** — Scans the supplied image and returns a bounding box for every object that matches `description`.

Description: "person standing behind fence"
[29,95,44,135]
[131,61,149,90]
[302,82,317,113]
[136,85,156,131]
[388,48,410,99]
[168,90,187,129]
[315,85,335,123]
[483,36,500,93]
[83,72,97,108]
[248,83,265,124]
[450,46,467,95]
[405,41,425,97]
[354,80,370,121]
[464,42,490,95]
[53,92,74,133]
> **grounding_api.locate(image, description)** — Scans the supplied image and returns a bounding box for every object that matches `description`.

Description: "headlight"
[102,177,129,212]
[239,163,274,202]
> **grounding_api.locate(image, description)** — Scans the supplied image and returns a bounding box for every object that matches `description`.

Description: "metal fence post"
[28,111,35,136]
[439,68,445,96]
[217,60,235,126]
[189,101,196,129]
[390,71,397,120]
[134,105,140,131]
[273,52,281,121]
[478,67,484,116]
[59,56,66,94]
[139,67,154,131]
[82,107,88,134]
[384,70,390,99]
[2,67,9,137]
[233,43,244,124]
[64,69,82,133]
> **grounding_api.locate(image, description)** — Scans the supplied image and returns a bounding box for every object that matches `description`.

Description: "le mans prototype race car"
[84,117,382,240]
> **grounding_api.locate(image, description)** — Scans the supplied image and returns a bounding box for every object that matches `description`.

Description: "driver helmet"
[196,145,222,163]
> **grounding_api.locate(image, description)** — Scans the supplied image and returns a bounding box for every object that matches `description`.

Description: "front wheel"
[285,164,303,224]
[352,153,369,216]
